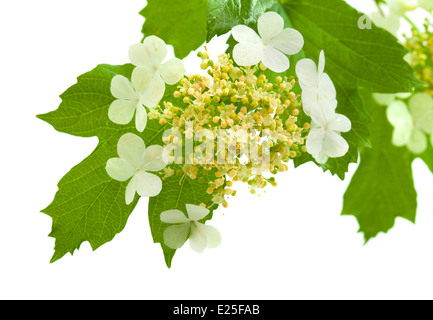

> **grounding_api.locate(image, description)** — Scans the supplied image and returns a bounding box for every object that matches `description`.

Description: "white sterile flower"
[160,204,221,253]
[296,50,336,116]
[387,93,433,154]
[106,133,167,204]
[306,97,351,164]
[109,67,153,132]
[231,11,304,73]
[129,36,186,107]
[296,50,351,163]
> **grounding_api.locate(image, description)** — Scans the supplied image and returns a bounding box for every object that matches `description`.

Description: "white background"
[1,0,433,300]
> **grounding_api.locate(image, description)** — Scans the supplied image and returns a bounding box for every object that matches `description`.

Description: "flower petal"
[304,77,337,123]
[231,25,262,44]
[258,11,284,41]
[141,76,165,108]
[128,43,152,69]
[306,127,325,157]
[310,97,338,126]
[188,223,207,253]
[233,42,263,67]
[108,99,137,125]
[396,92,412,100]
[186,204,210,221]
[159,58,186,85]
[370,11,401,35]
[111,75,135,99]
[131,66,151,93]
[418,111,433,134]
[160,209,190,224]
[318,50,325,75]
[135,105,148,133]
[322,98,339,122]
[387,101,413,138]
[409,92,433,121]
[262,45,290,73]
[392,127,412,147]
[105,158,135,181]
[196,223,221,248]
[322,131,349,158]
[143,35,168,66]
[141,145,167,172]
[328,114,351,133]
[408,129,427,154]
[117,133,146,168]
[296,58,318,89]
[314,151,329,165]
[163,224,191,249]
[301,87,319,116]
[135,171,163,197]
[373,93,396,106]
[125,174,139,205]
[269,28,304,56]
[317,73,337,104]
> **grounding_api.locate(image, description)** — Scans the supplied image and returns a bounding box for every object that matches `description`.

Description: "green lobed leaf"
[42,133,139,263]
[37,64,169,262]
[281,0,424,93]
[319,84,371,179]
[38,64,134,138]
[139,0,208,59]
[275,0,423,178]
[148,166,218,268]
[419,145,433,174]
[207,0,274,42]
[341,91,417,242]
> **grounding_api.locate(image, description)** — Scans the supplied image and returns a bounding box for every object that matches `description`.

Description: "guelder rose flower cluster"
[103,11,353,254]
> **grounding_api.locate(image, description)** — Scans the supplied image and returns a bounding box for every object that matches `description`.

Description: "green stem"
[375,1,385,17]
[404,15,419,31]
